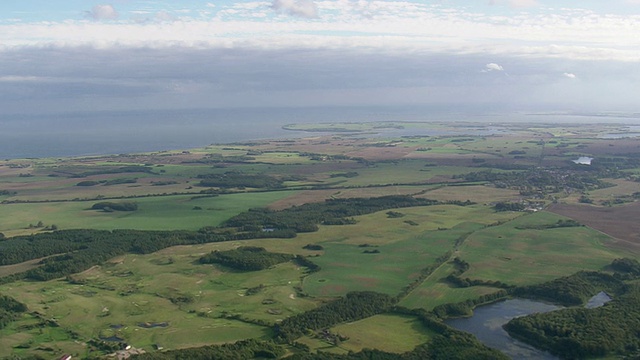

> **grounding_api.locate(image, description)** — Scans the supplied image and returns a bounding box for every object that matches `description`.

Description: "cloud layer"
[0,1,639,115]
[1,1,639,62]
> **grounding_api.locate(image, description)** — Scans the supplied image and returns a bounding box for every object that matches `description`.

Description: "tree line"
[224,195,441,233]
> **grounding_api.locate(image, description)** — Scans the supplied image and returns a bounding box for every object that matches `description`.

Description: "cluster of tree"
[611,257,640,276]
[103,178,138,186]
[76,180,100,186]
[275,291,396,342]
[151,181,179,186]
[386,211,405,218]
[510,271,626,306]
[199,246,294,271]
[0,294,28,329]
[493,202,526,212]
[451,257,470,275]
[131,339,284,359]
[67,165,154,178]
[0,190,16,195]
[0,229,220,283]
[245,284,266,296]
[504,283,640,359]
[91,201,138,212]
[224,195,440,234]
[77,178,138,186]
[515,219,583,230]
[329,172,359,178]
[444,275,513,290]
[431,290,509,318]
[293,255,321,273]
[302,244,323,250]
[197,172,283,189]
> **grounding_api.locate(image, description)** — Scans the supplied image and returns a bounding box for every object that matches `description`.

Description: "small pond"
[585,291,612,309]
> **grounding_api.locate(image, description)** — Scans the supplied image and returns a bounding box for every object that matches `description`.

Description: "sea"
[1,107,638,160]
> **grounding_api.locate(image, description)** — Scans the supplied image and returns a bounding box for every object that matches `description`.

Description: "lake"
[446,299,561,360]
[446,292,614,359]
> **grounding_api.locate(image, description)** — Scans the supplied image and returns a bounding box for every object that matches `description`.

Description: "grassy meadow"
[0,191,298,235]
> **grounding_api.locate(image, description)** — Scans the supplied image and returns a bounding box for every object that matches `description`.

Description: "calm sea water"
[2,107,637,160]
[0,107,441,159]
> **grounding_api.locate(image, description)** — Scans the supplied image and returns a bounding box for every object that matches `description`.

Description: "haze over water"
[2,106,637,160]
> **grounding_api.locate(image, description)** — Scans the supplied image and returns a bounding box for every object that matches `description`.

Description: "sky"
[1,0,640,115]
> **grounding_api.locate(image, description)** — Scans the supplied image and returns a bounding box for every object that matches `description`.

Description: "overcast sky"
[1,0,639,115]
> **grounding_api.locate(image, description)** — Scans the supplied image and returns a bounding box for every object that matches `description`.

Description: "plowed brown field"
[548,202,640,252]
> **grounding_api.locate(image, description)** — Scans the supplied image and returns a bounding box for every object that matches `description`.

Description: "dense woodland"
[199,246,294,271]
[91,201,139,212]
[131,339,285,360]
[510,270,626,306]
[223,195,441,232]
[275,291,397,342]
[505,287,640,358]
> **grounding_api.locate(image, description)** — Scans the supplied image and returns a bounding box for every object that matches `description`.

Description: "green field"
[458,211,626,285]
[0,191,298,233]
[297,313,435,354]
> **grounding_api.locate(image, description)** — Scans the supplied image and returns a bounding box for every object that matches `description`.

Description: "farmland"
[1,121,639,359]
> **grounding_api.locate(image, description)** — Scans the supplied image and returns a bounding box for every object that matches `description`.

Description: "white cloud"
[483,63,504,72]
[86,4,119,21]
[508,0,539,7]
[272,0,318,18]
[489,0,539,7]
[563,72,577,79]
